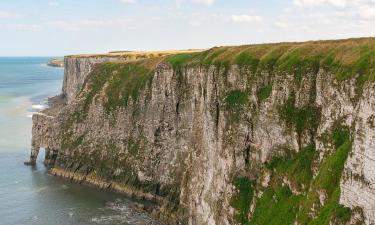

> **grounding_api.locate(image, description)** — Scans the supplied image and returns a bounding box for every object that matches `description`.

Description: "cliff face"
[63,56,131,102]
[28,38,375,225]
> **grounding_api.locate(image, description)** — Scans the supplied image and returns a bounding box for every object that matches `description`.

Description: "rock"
[47,58,64,67]
[26,38,375,225]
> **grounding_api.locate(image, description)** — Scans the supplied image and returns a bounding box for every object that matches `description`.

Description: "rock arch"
[24,113,60,166]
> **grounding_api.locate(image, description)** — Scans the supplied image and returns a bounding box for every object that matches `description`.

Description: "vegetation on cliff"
[231,127,352,225]
[166,38,375,89]
[77,38,375,116]
[58,37,375,225]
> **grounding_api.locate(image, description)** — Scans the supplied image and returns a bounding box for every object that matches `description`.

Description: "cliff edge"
[26,38,375,225]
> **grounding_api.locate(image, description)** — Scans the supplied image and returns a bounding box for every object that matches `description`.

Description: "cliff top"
[66,37,375,83]
[162,37,375,81]
[65,49,204,59]
[79,37,375,113]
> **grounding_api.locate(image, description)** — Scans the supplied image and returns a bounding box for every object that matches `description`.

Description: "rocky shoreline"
[49,167,183,224]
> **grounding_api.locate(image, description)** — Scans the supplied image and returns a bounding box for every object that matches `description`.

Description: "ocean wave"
[92,199,161,225]
[31,104,46,110]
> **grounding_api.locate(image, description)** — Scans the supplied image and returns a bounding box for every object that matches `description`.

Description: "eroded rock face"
[340,83,375,225]
[63,56,131,102]
[29,48,375,225]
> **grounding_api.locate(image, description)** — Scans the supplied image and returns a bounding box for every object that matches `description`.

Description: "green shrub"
[279,94,321,138]
[225,90,248,107]
[231,177,255,224]
[297,127,352,224]
[267,144,315,188]
[250,187,302,225]
[224,90,248,122]
[256,85,272,102]
[104,63,153,112]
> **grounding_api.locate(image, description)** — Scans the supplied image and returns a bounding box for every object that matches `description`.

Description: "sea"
[0,57,160,225]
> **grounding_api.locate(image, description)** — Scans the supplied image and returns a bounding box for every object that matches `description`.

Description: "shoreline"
[49,167,178,224]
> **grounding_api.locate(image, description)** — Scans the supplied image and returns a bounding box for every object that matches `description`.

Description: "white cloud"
[293,0,375,22]
[359,7,375,19]
[274,21,289,28]
[293,0,348,8]
[49,18,132,31]
[0,23,42,31]
[231,14,262,23]
[191,0,216,6]
[120,0,136,3]
[0,11,21,19]
[48,1,59,6]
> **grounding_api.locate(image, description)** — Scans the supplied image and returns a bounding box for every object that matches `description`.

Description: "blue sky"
[0,0,374,56]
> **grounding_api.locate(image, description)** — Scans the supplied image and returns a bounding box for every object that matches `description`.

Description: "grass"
[78,60,156,115]
[267,144,315,189]
[256,85,272,102]
[231,177,255,224]
[224,90,248,122]
[162,38,375,89]
[279,93,321,141]
[103,62,154,112]
[297,127,352,224]
[225,90,248,107]
[234,51,260,69]
[249,187,302,225]
[167,52,199,68]
[80,63,114,117]
[240,127,352,225]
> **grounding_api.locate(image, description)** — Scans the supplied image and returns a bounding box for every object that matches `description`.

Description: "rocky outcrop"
[47,58,64,68]
[62,50,201,102]
[340,83,375,224]
[63,56,130,102]
[27,38,375,225]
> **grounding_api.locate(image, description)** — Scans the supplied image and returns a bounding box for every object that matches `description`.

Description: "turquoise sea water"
[0,58,160,225]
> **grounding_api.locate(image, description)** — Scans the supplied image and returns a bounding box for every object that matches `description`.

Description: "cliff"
[47,58,64,67]
[27,38,375,225]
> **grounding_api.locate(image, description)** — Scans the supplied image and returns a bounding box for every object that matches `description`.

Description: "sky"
[0,0,375,56]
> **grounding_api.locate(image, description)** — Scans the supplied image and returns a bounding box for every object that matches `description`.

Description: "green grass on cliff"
[250,187,302,225]
[256,85,272,102]
[267,144,315,189]
[279,93,321,143]
[104,62,153,111]
[79,37,375,116]
[232,127,352,225]
[224,90,248,122]
[296,127,352,224]
[231,177,255,224]
[165,38,375,87]
[225,90,248,107]
[80,60,157,114]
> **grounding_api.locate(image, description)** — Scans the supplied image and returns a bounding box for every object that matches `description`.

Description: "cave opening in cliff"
[24,147,58,167]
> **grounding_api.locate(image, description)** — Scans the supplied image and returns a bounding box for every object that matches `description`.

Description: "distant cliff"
[27,38,375,225]
[47,58,64,67]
